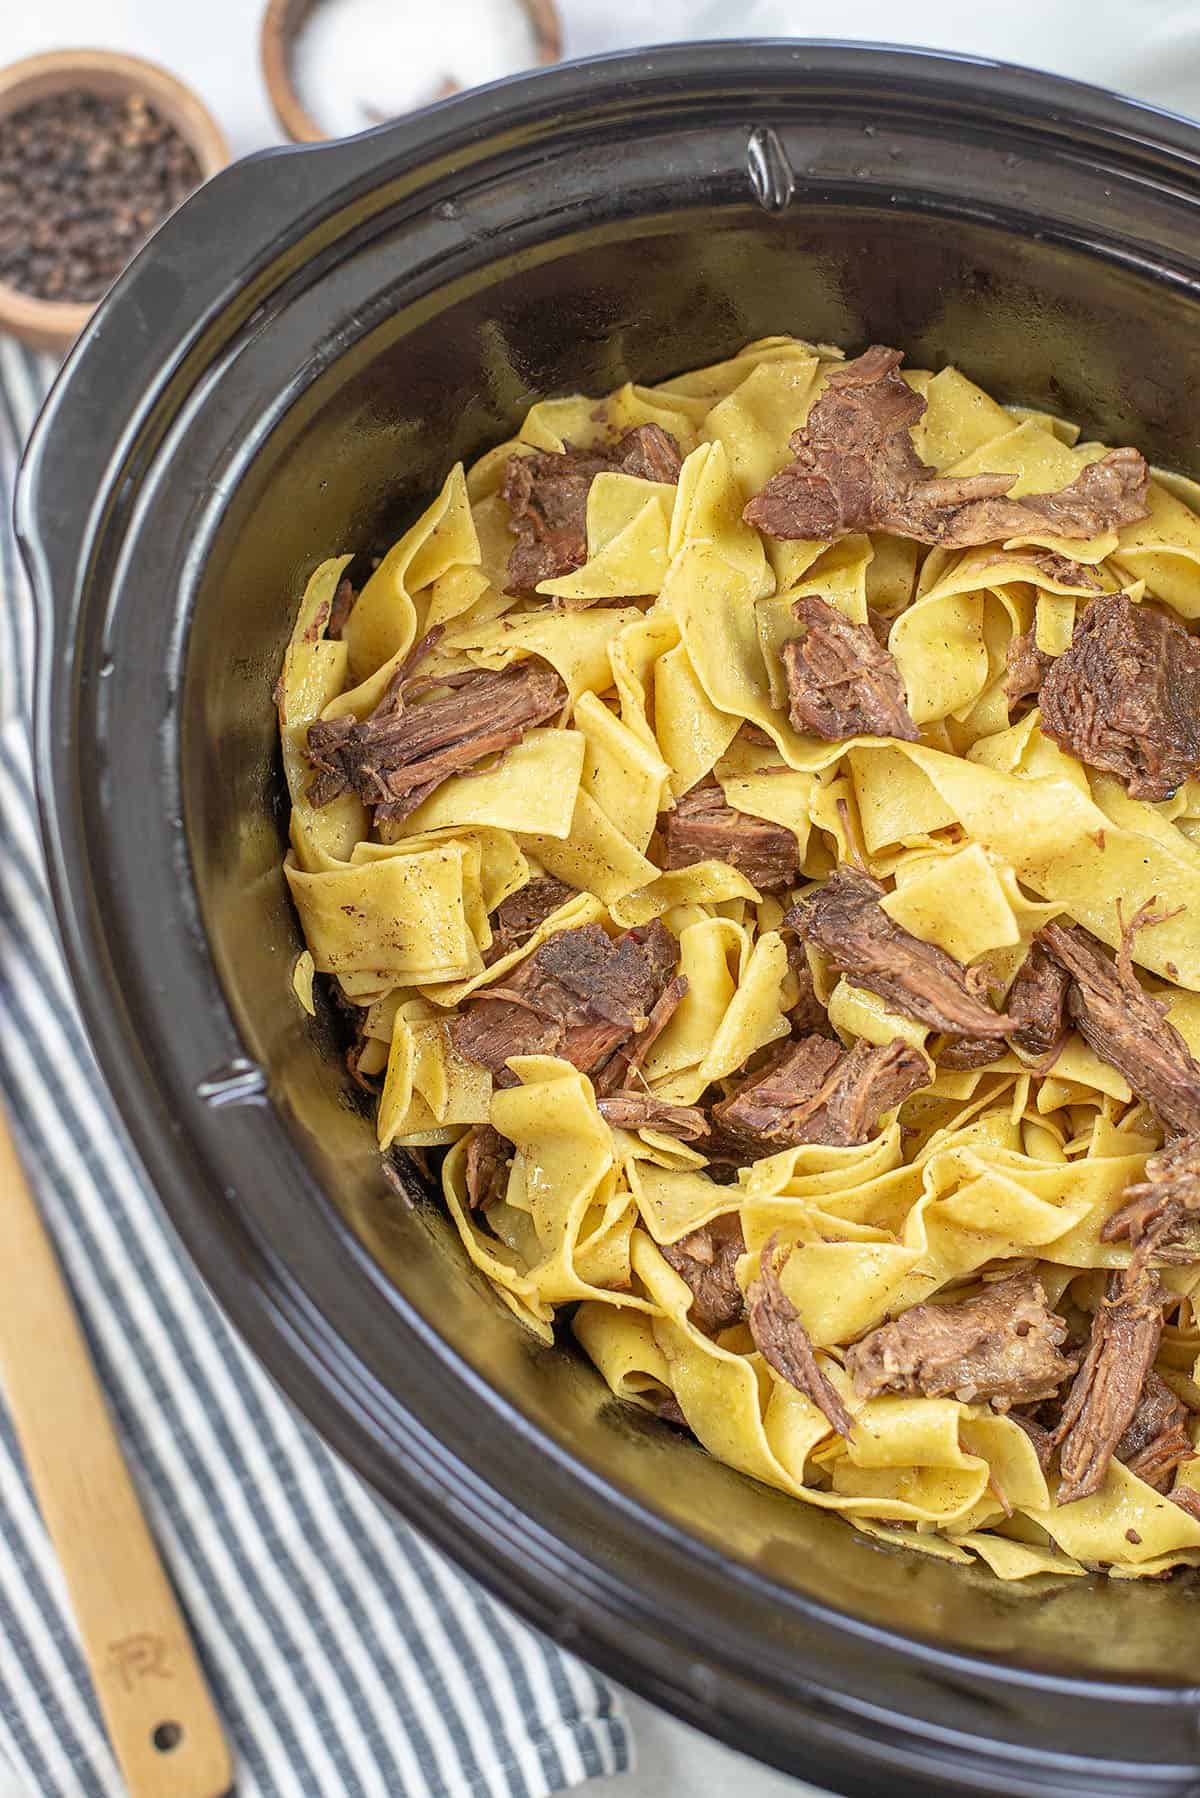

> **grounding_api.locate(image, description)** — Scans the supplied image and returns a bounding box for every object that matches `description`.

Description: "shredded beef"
[938,1036,1007,1071]
[1024,551,1104,593]
[464,1123,513,1211]
[711,1033,927,1160]
[593,974,688,1096]
[845,1273,1076,1408]
[660,1214,746,1333]
[662,783,799,891]
[1054,1265,1166,1504]
[782,595,918,742]
[1007,940,1072,1062]
[327,576,357,640]
[1010,1410,1056,1472]
[742,346,1150,548]
[655,1393,690,1430]
[503,423,683,596]
[1004,630,1053,709]
[936,942,1071,1071]
[1037,919,1200,1135]
[1039,594,1200,801]
[1113,1370,1194,1493]
[786,942,832,1036]
[485,877,576,963]
[452,919,679,1079]
[788,865,1014,1038]
[746,1237,856,1436]
[712,1035,840,1154]
[1102,1135,1200,1267]
[307,655,565,822]
[596,1091,709,1141]
[1170,1486,1200,1522]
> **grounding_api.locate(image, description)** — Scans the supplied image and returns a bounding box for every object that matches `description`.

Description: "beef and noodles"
[279,337,1200,1580]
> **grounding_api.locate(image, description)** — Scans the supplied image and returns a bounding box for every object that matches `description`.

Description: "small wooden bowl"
[261,0,562,143]
[0,50,229,354]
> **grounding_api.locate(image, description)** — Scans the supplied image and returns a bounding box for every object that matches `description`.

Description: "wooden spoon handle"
[0,1106,231,1798]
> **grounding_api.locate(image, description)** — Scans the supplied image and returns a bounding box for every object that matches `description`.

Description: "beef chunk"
[1170,1486,1200,1522]
[1102,1135,1200,1266]
[786,941,832,1036]
[1010,1410,1056,1472]
[307,656,565,822]
[742,346,1150,548]
[596,1092,709,1141]
[593,974,689,1096]
[1025,551,1104,593]
[711,1033,927,1160]
[782,595,918,741]
[812,1038,929,1141]
[618,423,685,484]
[1114,1370,1194,1493]
[938,1035,1007,1071]
[464,1123,512,1211]
[503,423,683,596]
[452,920,679,1079]
[1039,594,1200,801]
[1007,940,1071,1062]
[845,1273,1076,1407]
[485,877,576,963]
[661,1214,746,1333]
[788,865,1015,1038]
[1037,919,1200,1135]
[326,576,357,640]
[712,1035,841,1155]
[662,784,799,891]
[1004,630,1053,709]
[938,941,1071,1070]
[746,1238,856,1436]
[654,1392,691,1431]
[1054,1265,1166,1504]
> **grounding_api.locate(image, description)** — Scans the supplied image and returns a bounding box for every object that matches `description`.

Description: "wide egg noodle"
[657,649,743,800]
[390,728,584,842]
[456,1056,658,1314]
[448,603,643,702]
[537,473,675,604]
[573,691,668,854]
[668,438,772,596]
[699,353,821,500]
[881,844,1021,963]
[339,461,480,691]
[285,844,479,984]
[519,790,660,906]
[277,554,368,868]
[378,997,492,1147]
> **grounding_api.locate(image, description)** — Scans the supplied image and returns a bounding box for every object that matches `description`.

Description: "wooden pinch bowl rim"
[0,48,230,354]
[260,0,563,144]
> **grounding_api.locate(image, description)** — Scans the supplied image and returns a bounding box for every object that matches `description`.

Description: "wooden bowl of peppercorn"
[0,49,229,353]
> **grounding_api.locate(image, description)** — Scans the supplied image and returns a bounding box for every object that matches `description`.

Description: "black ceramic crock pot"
[17,40,1200,1798]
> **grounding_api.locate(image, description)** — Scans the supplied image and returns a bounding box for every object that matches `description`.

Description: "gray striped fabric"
[0,338,631,1798]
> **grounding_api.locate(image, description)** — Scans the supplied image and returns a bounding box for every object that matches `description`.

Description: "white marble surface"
[3,4,1199,1795]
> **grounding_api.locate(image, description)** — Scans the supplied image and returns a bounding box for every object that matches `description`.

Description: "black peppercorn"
[0,88,202,306]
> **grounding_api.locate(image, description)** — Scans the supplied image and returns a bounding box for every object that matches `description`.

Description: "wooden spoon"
[0,1104,231,1797]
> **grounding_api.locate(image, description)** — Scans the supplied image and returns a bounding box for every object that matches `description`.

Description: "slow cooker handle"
[13,131,393,676]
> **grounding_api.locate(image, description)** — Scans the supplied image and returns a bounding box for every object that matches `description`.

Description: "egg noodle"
[278,338,1200,1580]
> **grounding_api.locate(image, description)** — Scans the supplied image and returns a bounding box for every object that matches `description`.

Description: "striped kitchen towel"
[0,336,632,1798]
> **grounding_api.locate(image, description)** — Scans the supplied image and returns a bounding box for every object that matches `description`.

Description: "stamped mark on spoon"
[746,125,795,214]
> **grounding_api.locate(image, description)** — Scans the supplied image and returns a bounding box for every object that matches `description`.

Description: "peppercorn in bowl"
[0,48,227,351]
